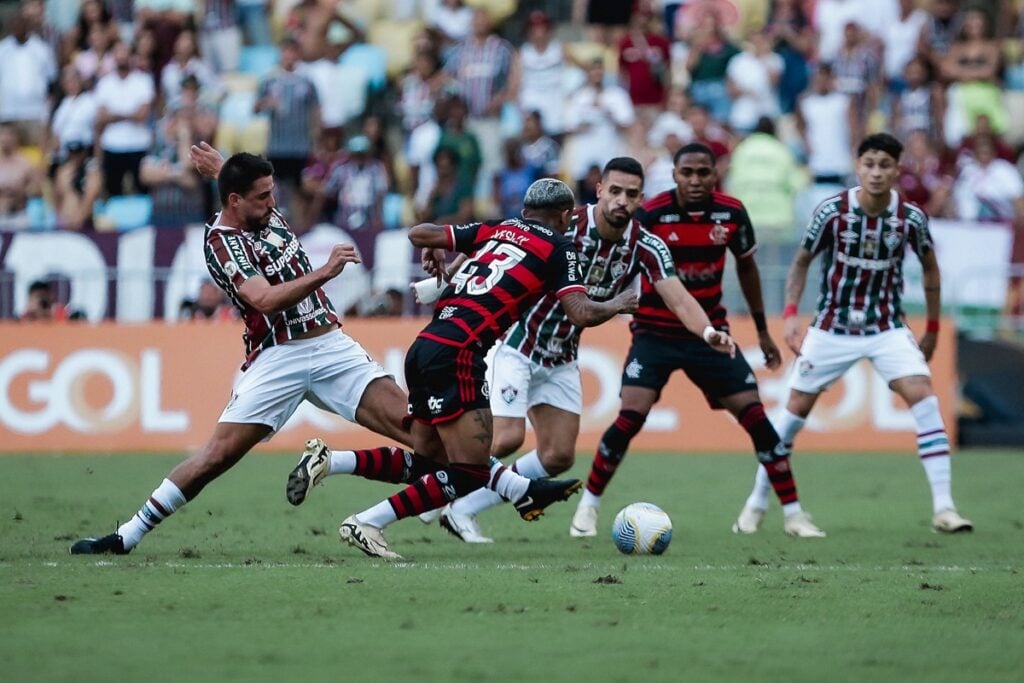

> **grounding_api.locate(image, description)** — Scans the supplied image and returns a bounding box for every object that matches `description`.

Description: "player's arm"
[735,254,781,369]
[559,289,638,328]
[409,223,459,287]
[653,277,735,356]
[782,247,815,355]
[918,248,941,362]
[238,244,360,315]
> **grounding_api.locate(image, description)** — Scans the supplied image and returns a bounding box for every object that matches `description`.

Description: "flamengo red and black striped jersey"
[633,190,757,338]
[803,188,932,335]
[503,204,676,367]
[419,218,587,350]
[204,209,339,369]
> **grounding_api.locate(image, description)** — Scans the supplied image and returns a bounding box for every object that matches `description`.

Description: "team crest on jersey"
[625,358,643,379]
[838,229,859,245]
[797,358,814,376]
[501,385,518,405]
[610,261,627,279]
[224,260,239,277]
[883,231,903,250]
[709,222,728,245]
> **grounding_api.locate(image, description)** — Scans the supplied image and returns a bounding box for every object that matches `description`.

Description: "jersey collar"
[848,187,898,218]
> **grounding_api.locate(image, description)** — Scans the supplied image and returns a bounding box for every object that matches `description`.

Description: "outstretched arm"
[653,277,735,356]
[238,244,360,315]
[560,290,638,328]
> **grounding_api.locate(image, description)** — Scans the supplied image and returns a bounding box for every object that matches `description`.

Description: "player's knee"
[491,428,525,459]
[539,448,575,475]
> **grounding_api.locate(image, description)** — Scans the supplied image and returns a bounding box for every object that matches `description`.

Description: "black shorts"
[621,332,758,409]
[405,337,489,425]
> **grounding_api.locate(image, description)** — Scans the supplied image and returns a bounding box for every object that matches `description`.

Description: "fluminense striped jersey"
[803,188,933,335]
[419,218,587,350]
[634,190,757,338]
[503,204,676,367]
[204,209,339,369]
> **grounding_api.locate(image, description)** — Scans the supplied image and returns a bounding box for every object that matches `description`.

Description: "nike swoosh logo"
[516,496,534,509]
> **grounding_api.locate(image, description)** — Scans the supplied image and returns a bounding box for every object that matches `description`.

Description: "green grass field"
[2,450,1023,683]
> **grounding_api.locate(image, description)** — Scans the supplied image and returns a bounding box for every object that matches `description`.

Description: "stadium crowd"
[1,0,1023,317]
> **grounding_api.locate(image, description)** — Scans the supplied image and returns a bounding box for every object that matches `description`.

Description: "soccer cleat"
[418,507,444,525]
[439,506,494,543]
[338,515,403,560]
[69,533,130,555]
[932,508,973,533]
[514,478,582,521]
[569,503,598,538]
[732,505,766,534]
[287,438,331,506]
[783,511,827,538]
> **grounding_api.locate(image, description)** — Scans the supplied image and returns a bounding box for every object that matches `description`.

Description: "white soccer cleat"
[783,511,827,538]
[418,507,444,525]
[732,505,765,534]
[932,508,973,533]
[286,438,330,506]
[338,515,403,560]
[440,506,494,543]
[569,504,599,538]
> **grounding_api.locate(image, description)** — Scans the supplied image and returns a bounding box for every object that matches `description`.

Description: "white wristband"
[412,277,445,305]
[702,325,717,343]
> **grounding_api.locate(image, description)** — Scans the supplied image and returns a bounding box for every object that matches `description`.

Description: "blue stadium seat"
[382,193,404,230]
[95,195,153,231]
[339,44,388,92]
[26,197,57,230]
[239,45,280,79]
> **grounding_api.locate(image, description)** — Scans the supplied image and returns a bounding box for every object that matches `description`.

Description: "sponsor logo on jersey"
[428,396,444,414]
[439,305,457,319]
[223,260,239,277]
[838,229,859,245]
[501,385,518,405]
[660,214,681,222]
[297,298,314,315]
[481,381,490,399]
[710,212,731,220]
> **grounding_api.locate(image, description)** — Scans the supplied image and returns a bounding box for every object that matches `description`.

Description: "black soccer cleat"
[514,478,583,521]
[70,533,130,555]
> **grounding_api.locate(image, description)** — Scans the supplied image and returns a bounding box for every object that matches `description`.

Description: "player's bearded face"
[598,171,644,228]
[855,151,899,197]
[238,176,276,230]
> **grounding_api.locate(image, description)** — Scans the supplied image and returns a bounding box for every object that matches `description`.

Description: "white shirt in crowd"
[94,69,156,153]
[406,118,441,210]
[519,41,566,134]
[425,2,474,42]
[726,49,783,132]
[954,158,1024,221]
[800,91,853,177]
[0,35,58,122]
[816,0,897,62]
[298,59,367,128]
[50,92,98,154]
[884,8,928,80]
[563,83,635,180]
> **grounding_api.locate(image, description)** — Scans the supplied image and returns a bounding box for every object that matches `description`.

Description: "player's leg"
[877,330,972,532]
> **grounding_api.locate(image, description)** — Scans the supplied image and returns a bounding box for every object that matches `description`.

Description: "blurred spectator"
[618,6,671,113]
[347,287,405,317]
[399,49,448,136]
[685,9,740,123]
[519,110,561,178]
[764,0,815,113]
[686,102,730,180]
[645,126,684,196]
[563,60,635,181]
[436,95,482,200]
[298,29,361,132]
[161,30,223,108]
[492,139,538,218]
[647,88,693,150]
[580,0,632,46]
[797,65,854,187]
[320,135,389,264]
[0,123,43,230]
[428,0,474,45]
[726,117,805,245]
[956,114,1016,164]
[198,0,243,73]
[416,147,473,224]
[576,164,601,205]
[919,0,963,72]
[892,56,944,143]
[726,28,782,133]
[237,0,272,46]
[897,129,953,217]
[941,8,1006,145]
[0,12,58,147]
[659,0,685,42]
[519,10,569,135]
[362,114,396,189]
[300,127,346,225]
[72,24,118,84]
[832,21,881,144]
[179,280,236,320]
[255,38,320,215]
[94,42,156,197]
[48,66,99,166]
[408,97,447,211]
[132,25,163,83]
[63,0,116,64]
[134,0,197,70]
[885,0,929,89]
[953,134,1024,222]
[287,0,365,62]
[53,142,103,230]
[21,0,62,55]
[21,280,82,321]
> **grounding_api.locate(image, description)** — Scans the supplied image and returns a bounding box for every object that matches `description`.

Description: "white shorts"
[789,326,931,394]
[487,343,583,419]
[219,330,390,437]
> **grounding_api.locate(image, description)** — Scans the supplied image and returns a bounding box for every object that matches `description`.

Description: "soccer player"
[70,147,441,555]
[333,178,639,559]
[733,133,973,534]
[433,157,736,543]
[571,142,826,539]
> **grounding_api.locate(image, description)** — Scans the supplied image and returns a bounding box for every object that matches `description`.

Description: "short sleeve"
[906,205,933,257]
[206,232,260,293]
[549,243,587,298]
[636,231,676,283]
[450,222,484,254]
[801,200,837,254]
[728,205,757,258]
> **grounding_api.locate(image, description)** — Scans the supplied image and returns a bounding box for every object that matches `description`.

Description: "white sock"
[911,396,954,513]
[744,465,772,511]
[782,501,803,516]
[356,500,399,528]
[117,478,187,550]
[487,457,530,502]
[774,410,806,447]
[329,450,357,475]
[452,450,550,516]
[579,489,601,509]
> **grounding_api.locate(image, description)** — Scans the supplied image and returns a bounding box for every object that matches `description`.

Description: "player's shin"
[583,410,647,504]
[330,446,441,483]
[116,478,187,550]
[357,463,490,528]
[910,396,955,513]
[452,449,550,516]
[740,402,803,514]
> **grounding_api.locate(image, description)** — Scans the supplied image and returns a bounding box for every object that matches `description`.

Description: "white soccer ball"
[611,502,673,555]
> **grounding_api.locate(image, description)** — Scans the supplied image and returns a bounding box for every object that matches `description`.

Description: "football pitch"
[2,450,1022,683]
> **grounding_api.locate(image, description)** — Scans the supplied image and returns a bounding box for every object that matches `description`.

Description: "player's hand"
[189,141,224,179]
[323,244,360,277]
[422,247,446,286]
[759,332,782,370]
[612,290,639,314]
[918,330,938,362]
[708,330,736,358]
[783,316,805,356]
